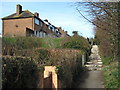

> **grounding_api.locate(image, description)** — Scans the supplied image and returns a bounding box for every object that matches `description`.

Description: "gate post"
[82,54,85,66]
[44,66,59,89]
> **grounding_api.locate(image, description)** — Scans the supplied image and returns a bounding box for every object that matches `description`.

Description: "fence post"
[82,55,85,66]
[44,66,58,90]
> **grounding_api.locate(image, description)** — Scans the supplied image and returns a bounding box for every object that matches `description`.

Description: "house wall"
[2,17,33,37]
[2,17,68,38]
[42,23,53,34]
[33,18,55,38]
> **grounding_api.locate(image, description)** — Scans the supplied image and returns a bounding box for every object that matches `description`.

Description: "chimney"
[34,12,39,18]
[65,31,68,34]
[16,4,22,15]
[59,27,62,29]
[44,19,48,22]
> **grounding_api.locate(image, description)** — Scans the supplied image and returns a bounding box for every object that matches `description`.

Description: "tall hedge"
[2,48,83,88]
[2,56,43,88]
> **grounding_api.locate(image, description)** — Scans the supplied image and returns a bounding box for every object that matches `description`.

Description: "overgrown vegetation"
[2,36,90,55]
[102,60,119,88]
[2,48,83,88]
[2,56,43,88]
[2,37,42,50]
[61,35,90,52]
[2,35,90,88]
[75,2,120,88]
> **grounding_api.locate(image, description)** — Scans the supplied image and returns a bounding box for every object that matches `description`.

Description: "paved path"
[77,45,105,88]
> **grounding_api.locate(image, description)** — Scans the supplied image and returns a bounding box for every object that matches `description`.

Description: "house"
[2,4,69,38]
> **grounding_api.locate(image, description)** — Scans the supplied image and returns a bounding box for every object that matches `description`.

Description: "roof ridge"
[23,10,35,16]
[2,10,34,19]
[2,13,16,19]
[13,11,23,18]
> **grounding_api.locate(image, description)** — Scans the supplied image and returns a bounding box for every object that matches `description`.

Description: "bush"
[2,36,90,56]
[41,38,63,48]
[102,61,119,88]
[2,36,90,88]
[2,56,43,88]
[61,35,90,53]
[2,37,42,50]
[3,48,83,88]
[101,56,114,65]
[37,49,83,88]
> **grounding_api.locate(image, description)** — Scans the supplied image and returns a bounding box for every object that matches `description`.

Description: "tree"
[75,1,119,60]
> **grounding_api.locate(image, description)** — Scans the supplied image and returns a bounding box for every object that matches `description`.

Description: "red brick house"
[2,4,69,38]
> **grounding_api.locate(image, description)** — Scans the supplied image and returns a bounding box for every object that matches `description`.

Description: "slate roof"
[2,10,35,20]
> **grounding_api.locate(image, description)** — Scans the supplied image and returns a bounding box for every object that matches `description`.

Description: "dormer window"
[48,24,51,29]
[35,18,39,25]
[55,29,57,32]
[56,30,58,33]
[52,27,54,32]
[50,27,52,30]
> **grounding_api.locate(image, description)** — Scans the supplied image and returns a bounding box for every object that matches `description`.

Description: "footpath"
[77,45,105,88]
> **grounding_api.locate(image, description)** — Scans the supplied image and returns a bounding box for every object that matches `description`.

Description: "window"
[35,18,39,25]
[44,32,46,38]
[48,24,51,29]
[58,31,60,35]
[39,32,42,38]
[56,30,58,33]
[37,31,39,37]
[52,27,54,32]
[36,30,38,36]
[40,21,42,27]
[55,29,57,32]
[34,30,40,37]
[34,30,37,36]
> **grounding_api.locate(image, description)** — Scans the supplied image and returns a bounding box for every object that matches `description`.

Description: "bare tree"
[75,1,119,60]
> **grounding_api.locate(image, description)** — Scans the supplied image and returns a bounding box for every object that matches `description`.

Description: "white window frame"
[44,32,46,38]
[40,21,43,27]
[48,24,51,29]
[52,27,54,32]
[37,31,39,37]
[34,30,37,36]
[39,31,42,38]
[35,18,39,25]
[55,29,57,32]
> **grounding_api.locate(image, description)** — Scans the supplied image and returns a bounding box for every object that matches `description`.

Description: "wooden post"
[82,55,85,66]
[44,66,58,90]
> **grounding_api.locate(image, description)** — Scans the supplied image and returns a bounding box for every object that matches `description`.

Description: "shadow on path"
[73,45,106,89]
[73,67,105,89]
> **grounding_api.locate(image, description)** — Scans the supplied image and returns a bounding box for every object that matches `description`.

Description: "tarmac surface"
[76,45,105,88]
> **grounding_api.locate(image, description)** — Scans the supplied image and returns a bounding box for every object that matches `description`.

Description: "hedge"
[2,48,83,88]
[2,56,43,88]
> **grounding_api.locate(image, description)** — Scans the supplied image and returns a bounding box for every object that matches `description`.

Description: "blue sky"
[0,2,95,38]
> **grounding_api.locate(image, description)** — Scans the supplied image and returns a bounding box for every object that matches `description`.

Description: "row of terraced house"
[2,4,69,38]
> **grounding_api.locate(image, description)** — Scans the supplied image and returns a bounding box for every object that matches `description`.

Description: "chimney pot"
[65,31,68,34]
[44,19,48,22]
[16,4,22,15]
[34,12,39,18]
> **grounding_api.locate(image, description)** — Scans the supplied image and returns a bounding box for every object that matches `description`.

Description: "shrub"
[2,37,42,50]
[41,37,63,48]
[2,56,43,88]
[2,36,90,88]
[2,48,84,88]
[102,61,119,88]
[101,56,114,65]
[37,49,83,88]
[61,36,90,53]
[2,36,90,56]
